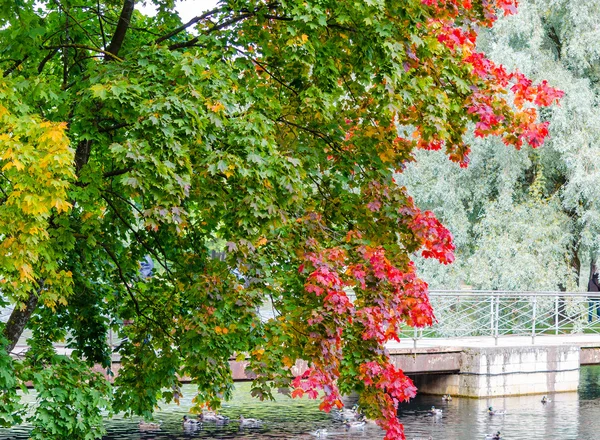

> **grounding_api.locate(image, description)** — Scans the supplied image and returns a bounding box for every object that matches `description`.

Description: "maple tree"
[0,0,562,438]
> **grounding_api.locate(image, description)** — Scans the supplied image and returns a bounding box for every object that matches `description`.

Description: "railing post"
[554,295,559,335]
[494,294,499,346]
[531,295,537,345]
[413,326,418,349]
[490,294,495,335]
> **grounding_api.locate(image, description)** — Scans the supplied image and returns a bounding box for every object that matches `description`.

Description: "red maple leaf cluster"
[286,1,562,439]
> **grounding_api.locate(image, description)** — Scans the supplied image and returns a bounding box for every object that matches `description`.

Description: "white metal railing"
[398,290,600,345]
[4,291,600,348]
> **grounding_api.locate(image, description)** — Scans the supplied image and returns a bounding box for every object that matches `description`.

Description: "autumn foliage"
[284,0,562,438]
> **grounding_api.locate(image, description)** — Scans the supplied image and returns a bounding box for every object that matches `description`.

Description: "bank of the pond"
[2,366,600,439]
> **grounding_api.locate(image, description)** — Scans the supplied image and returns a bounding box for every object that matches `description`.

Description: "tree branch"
[155,7,223,44]
[98,242,142,317]
[75,139,92,175]
[97,0,107,48]
[103,167,133,178]
[235,48,299,96]
[105,0,134,60]
[38,48,60,73]
[3,56,28,77]
[101,195,173,278]
[169,13,252,50]
[277,117,341,153]
[45,44,124,62]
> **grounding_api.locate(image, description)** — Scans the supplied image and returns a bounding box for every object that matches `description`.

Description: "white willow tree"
[402,0,600,291]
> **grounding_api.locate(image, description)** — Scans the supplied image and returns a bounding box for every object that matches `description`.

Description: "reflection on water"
[2,366,600,439]
[398,389,580,439]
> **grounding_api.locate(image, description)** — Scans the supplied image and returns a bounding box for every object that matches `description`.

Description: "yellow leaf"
[208,102,225,112]
[224,164,235,178]
[282,356,294,368]
[13,159,24,171]
[19,263,34,282]
[378,148,395,163]
[53,198,72,213]
[256,237,268,247]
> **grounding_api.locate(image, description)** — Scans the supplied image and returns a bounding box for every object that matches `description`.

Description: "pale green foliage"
[467,200,572,290]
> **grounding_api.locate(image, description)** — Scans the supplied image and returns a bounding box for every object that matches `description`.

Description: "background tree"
[402,0,600,292]
[0,1,560,438]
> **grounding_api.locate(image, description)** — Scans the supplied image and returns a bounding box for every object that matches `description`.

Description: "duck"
[182,415,200,428]
[334,404,361,421]
[487,406,506,416]
[311,428,329,437]
[485,431,502,439]
[138,420,161,431]
[239,415,263,427]
[442,394,453,402]
[198,410,229,423]
[428,406,443,416]
[344,420,366,430]
[541,395,552,404]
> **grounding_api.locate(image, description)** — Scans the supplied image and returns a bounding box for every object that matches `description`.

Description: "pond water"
[2,366,600,439]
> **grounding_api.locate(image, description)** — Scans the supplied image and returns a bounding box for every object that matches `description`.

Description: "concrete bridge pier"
[409,345,580,397]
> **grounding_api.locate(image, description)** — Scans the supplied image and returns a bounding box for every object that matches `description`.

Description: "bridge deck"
[389,333,600,350]
[10,334,600,382]
[387,334,600,376]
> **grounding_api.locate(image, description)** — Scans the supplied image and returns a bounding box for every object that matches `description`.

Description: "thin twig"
[44,44,123,62]
[101,194,173,278]
[155,7,223,44]
[103,167,133,178]
[168,13,252,50]
[3,56,28,77]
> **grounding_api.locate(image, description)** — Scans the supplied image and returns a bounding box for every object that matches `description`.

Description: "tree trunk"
[589,259,597,287]
[2,0,136,356]
[557,244,581,324]
[3,281,43,353]
[572,249,582,284]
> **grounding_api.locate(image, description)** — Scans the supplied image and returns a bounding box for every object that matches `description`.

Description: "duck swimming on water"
[182,415,200,428]
[334,404,361,421]
[138,420,161,431]
[428,406,443,416]
[344,420,366,430]
[198,410,229,423]
[239,415,263,427]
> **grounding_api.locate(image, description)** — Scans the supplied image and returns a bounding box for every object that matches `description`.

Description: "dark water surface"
[3,366,600,440]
